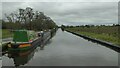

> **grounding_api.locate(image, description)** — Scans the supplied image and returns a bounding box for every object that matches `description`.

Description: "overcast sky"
[1,0,119,25]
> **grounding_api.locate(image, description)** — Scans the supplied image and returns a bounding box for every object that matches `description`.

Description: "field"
[2,29,13,39]
[66,26,120,46]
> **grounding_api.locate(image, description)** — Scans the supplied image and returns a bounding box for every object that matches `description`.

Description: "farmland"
[65,25,120,46]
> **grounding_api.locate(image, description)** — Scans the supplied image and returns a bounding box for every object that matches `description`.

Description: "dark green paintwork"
[13,30,29,42]
[13,30,36,42]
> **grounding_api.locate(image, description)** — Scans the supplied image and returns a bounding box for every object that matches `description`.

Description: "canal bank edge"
[65,30,120,53]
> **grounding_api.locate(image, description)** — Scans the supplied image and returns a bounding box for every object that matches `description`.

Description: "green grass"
[2,29,13,39]
[66,28,120,46]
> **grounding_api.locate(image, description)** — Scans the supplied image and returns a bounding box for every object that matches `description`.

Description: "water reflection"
[2,29,118,66]
[2,29,57,67]
[61,28,65,31]
[39,29,57,50]
[7,49,35,67]
[79,35,120,53]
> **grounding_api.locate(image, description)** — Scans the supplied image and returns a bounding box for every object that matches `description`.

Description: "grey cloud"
[1,0,119,2]
[0,3,2,19]
[1,2,118,26]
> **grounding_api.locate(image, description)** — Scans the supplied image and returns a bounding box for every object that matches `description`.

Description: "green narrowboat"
[7,30,40,51]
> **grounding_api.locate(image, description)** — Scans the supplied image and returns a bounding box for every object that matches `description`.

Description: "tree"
[3,7,57,30]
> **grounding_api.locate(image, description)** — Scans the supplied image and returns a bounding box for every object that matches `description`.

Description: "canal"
[2,29,118,67]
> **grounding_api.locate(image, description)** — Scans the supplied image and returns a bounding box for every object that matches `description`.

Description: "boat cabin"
[13,30,36,43]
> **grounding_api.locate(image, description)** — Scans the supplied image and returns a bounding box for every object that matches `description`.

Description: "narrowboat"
[7,30,41,51]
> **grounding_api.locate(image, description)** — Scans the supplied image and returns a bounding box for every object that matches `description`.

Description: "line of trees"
[61,24,120,28]
[2,7,57,31]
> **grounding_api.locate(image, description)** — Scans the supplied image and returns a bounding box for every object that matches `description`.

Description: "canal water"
[2,29,118,67]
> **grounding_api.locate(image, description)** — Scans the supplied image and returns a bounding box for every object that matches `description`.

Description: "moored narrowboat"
[7,30,41,51]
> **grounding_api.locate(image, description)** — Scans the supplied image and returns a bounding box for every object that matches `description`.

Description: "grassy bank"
[66,26,120,46]
[2,29,13,39]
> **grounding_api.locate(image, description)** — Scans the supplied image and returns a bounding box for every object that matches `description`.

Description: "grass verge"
[66,29,120,46]
[2,29,13,39]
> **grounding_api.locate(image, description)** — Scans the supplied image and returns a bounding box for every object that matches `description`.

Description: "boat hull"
[7,37,41,52]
